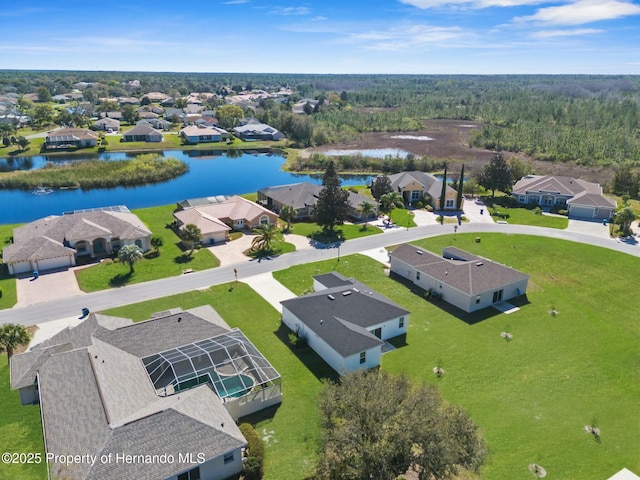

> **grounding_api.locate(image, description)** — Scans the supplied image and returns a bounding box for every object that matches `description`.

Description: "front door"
[373,328,382,339]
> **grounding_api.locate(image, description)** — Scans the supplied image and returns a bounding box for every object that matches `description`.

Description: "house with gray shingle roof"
[233,122,284,141]
[257,182,379,221]
[389,244,529,313]
[122,125,163,142]
[512,175,616,220]
[281,272,410,374]
[45,128,99,149]
[2,206,151,275]
[10,305,282,480]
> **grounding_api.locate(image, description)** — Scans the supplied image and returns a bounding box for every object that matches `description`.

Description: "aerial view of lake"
[0,150,371,224]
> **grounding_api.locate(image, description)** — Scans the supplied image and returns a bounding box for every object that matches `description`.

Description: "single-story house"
[173,196,278,244]
[180,125,230,144]
[233,122,284,141]
[512,175,616,220]
[389,244,529,313]
[281,272,410,374]
[122,125,163,142]
[136,118,172,130]
[93,117,120,132]
[138,111,159,120]
[387,171,460,210]
[142,91,169,102]
[10,305,281,480]
[45,128,99,148]
[2,206,151,275]
[257,182,379,221]
[101,111,123,120]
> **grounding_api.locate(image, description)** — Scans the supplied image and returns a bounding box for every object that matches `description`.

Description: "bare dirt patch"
[302,119,613,182]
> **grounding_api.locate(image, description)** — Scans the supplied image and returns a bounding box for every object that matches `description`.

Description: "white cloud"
[346,24,472,51]
[269,6,311,15]
[223,0,249,4]
[312,16,327,21]
[530,27,604,38]
[515,0,640,26]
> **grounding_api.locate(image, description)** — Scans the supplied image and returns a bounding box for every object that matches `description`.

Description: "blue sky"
[1,0,639,74]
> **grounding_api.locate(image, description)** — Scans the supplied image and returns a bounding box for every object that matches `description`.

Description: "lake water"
[323,148,410,159]
[0,150,371,224]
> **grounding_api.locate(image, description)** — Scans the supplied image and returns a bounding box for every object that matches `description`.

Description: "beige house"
[45,128,99,149]
[173,196,278,245]
[387,171,460,210]
[122,125,163,142]
[2,206,152,275]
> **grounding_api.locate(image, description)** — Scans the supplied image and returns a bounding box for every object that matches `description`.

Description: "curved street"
[2,221,639,327]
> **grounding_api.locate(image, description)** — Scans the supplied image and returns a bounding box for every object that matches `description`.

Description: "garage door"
[10,261,33,275]
[569,206,594,218]
[36,256,73,272]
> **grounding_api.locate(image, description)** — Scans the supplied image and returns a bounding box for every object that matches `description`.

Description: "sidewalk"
[242,272,297,313]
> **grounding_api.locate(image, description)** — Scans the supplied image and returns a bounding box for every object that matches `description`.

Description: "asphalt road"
[2,223,638,326]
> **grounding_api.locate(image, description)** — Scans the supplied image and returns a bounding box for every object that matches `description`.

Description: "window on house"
[492,289,503,303]
[178,466,201,480]
[416,271,420,281]
[399,317,404,328]
[476,297,481,304]
[224,452,234,464]
[445,199,455,208]
[359,352,366,364]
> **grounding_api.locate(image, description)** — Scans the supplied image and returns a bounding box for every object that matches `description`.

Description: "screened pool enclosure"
[142,329,280,399]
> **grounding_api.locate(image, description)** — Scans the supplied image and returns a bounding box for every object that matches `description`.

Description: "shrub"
[239,423,264,479]
[414,200,424,209]
[533,207,543,215]
[425,204,434,212]
[558,209,568,216]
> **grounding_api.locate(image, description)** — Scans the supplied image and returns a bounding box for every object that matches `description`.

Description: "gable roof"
[390,244,529,295]
[513,175,601,196]
[46,128,99,142]
[387,171,454,198]
[122,125,162,137]
[258,182,378,211]
[281,273,408,356]
[233,122,281,136]
[180,125,228,137]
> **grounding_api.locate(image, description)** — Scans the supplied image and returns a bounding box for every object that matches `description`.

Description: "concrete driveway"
[207,232,312,266]
[566,218,611,239]
[16,267,85,307]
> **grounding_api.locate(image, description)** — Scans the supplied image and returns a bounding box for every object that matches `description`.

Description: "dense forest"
[1,70,639,172]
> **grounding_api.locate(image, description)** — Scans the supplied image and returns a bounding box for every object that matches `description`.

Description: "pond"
[322,148,411,159]
[0,150,371,224]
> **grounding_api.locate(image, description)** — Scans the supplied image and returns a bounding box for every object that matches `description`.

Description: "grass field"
[0,355,47,480]
[0,223,19,310]
[389,207,417,227]
[273,235,640,480]
[488,206,569,229]
[75,204,219,292]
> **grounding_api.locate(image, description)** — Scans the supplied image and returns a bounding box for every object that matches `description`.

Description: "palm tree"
[279,205,296,232]
[118,244,144,274]
[379,192,404,211]
[359,200,376,229]
[179,223,202,255]
[0,323,31,365]
[150,235,163,252]
[251,223,283,253]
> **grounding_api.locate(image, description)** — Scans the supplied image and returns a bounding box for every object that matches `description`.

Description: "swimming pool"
[176,371,254,399]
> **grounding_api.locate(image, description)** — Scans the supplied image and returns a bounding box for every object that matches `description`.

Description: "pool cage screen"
[142,329,280,399]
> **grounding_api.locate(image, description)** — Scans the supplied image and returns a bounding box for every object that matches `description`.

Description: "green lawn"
[286,221,383,243]
[389,207,417,227]
[0,355,47,480]
[104,284,337,480]
[75,204,219,292]
[0,222,20,310]
[273,235,640,480]
[488,206,569,229]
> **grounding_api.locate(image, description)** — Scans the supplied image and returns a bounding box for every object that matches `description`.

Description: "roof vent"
[352,288,359,293]
[476,262,483,266]
[342,291,352,296]
[177,317,182,322]
[327,295,335,300]
[320,319,324,324]
[416,250,423,255]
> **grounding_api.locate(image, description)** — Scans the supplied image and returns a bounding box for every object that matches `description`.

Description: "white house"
[281,272,409,374]
[387,171,461,210]
[389,244,529,313]
[10,305,282,480]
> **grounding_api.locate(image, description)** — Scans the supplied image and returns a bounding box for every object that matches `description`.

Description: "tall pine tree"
[315,161,350,232]
[456,164,465,210]
[439,166,447,210]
